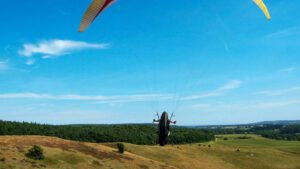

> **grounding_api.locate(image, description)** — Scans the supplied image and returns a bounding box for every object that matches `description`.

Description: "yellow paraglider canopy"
[79,0,115,32]
[253,0,271,20]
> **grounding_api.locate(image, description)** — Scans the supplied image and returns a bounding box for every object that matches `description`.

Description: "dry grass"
[0,135,299,169]
[0,136,174,169]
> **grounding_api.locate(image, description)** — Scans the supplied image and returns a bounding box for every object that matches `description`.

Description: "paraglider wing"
[79,0,115,32]
[253,0,271,20]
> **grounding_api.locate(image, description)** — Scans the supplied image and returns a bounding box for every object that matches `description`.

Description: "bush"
[0,157,5,162]
[237,136,251,139]
[117,143,125,154]
[26,145,45,160]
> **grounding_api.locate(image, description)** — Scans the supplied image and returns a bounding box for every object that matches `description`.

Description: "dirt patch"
[138,164,149,169]
[92,160,103,166]
[16,146,25,153]
[39,164,47,168]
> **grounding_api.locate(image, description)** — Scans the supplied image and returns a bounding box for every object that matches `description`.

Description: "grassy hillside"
[0,134,299,169]
[0,136,175,169]
[119,134,300,169]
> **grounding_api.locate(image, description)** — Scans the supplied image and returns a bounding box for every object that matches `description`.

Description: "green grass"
[205,134,300,169]
[123,134,300,169]
[53,153,84,165]
[218,134,300,154]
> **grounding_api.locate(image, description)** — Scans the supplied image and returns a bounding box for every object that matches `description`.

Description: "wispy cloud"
[218,80,241,90]
[182,80,242,100]
[187,99,300,112]
[278,67,296,73]
[188,103,211,110]
[252,100,300,109]
[58,9,71,16]
[266,27,300,39]
[0,93,173,103]
[254,87,300,96]
[25,59,35,65]
[0,60,9,71]
[0,80,241,103]
[223,41,230,53]
[18,39,109,65]
[181,91,222,100]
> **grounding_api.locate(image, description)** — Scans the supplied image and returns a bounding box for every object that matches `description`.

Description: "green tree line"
[254,125,300,141]
[208,124,300,141]
[0,120,215,145]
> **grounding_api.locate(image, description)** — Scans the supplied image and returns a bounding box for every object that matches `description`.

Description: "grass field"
[0,134,299,169]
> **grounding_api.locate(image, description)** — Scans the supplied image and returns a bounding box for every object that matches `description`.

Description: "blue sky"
[0,0,300,125]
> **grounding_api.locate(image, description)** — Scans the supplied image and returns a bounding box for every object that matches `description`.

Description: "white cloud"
[219,80,241,90]
[278,67,296,73]
[189,103,211,109]
[0,60,9,71]
[181,91,222,100]
[25,59,35,65]
[266,27,300,39]
[0,80,241,103]
[254,87,300,96]
[252,100,300,109]
[0,81,241,104]
[18,39,109,65]
[187,99,300,112]
[0,93,173,103]
[182,80,242,100]
[223,42,230,53]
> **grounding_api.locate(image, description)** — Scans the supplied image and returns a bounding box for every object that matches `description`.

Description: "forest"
[251,125,300,141]
[0,120,215,145]
[208,124,300,141]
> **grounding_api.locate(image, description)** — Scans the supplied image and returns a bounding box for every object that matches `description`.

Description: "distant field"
[0,134,299,169]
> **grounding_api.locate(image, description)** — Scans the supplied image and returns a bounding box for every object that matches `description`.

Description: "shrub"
[26,145,45,160]
[117,143,125,154]
[0,157,5,162]
[237,136,251,139]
